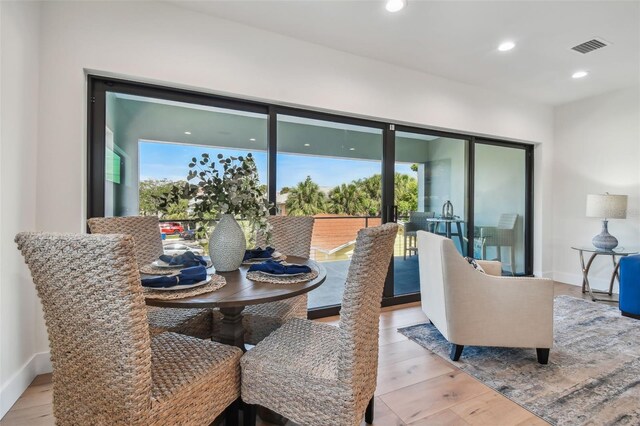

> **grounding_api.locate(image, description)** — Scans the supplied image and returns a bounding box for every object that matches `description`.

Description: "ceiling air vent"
[571,38,609,54]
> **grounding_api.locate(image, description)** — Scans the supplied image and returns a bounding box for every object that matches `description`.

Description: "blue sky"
[139,141,414,191]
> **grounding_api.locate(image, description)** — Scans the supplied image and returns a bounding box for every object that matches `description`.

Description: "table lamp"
[586,193,627,250]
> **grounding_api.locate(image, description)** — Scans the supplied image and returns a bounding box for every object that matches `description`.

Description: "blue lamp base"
[592,220,619,250]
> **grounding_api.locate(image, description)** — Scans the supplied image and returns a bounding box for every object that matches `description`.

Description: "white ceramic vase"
[208,214,247,272]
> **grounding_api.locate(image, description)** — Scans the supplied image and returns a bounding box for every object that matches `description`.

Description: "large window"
[275,114,383,308]
[88,76,534,316]
[102,92,268,218]
[393,131,469,296]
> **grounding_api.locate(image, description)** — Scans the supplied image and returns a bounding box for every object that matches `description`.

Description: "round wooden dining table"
[145,256,327,351]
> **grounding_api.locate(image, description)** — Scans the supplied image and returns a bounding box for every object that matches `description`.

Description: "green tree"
[328,183,368,215]
[394,173,418,216]
[139,179,189,217]
[285,176,327,216]
[354,174,382,215]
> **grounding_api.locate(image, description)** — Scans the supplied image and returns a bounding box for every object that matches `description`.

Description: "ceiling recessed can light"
[572,70,589,79]
[249,138,256,141]
[498,41,516,52]
[303,143,310,147]
[349,147,356,151]
[385,0,406,13]
[184,131,191,135]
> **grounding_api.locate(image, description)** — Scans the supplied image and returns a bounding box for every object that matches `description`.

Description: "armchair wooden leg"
[365,397,374,424]
[242,403,256,426]
[450,344,464,361]
[536,348,550,365]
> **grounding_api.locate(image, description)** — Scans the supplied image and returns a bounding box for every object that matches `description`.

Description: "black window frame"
[87,75,534,318]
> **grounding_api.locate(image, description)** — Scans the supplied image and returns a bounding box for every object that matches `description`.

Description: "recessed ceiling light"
[572,70,589,79]
[184,131,191,135]
[249,138,256,141]
[498,41,516,52]
[349,147,356,151]
[304,143,310,147]
[385,0,406,13]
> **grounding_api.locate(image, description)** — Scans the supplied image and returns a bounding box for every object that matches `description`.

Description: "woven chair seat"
[150,332,241,424]
[241,318,356,425]
[147,307,212,339]
[242,318,340,381]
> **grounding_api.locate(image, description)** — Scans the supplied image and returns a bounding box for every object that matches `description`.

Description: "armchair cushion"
[477,260,502,276]
[464,257,486,273]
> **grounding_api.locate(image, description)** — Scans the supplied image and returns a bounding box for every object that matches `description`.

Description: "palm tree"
[328,183,368,216]
[394,172,418,216]
[285,176,327,216]
[355,174,382,216]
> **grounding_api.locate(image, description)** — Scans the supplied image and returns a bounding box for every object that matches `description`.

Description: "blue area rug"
[398,296,640,426]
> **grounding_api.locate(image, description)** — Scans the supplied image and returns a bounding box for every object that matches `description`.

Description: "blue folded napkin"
[243,246,276,261]
[141,266,208,288]
[247,259,311,275]
[159,251,207,267]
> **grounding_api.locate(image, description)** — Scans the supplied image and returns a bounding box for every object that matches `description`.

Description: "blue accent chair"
[619,255,640,319]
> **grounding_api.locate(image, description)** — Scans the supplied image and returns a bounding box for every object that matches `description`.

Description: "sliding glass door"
[392,130,469,296]
[473,142,531,275]
[88,76,534,316]
[275,114,383,309]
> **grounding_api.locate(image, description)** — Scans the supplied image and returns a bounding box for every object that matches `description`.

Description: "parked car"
[159,222,184,235]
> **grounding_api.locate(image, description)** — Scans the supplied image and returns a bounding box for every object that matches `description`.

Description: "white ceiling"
[168,0,640,106]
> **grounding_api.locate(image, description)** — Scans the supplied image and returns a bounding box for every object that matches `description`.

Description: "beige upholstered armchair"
[416,231,554,364]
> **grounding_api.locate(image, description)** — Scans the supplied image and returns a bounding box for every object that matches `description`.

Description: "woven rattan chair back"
[337,223,398,392]
[256,216,315,258]
[15,232,152,425]
[88,216,164,266]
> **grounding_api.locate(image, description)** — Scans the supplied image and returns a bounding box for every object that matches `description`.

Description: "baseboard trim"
[553,271,614,292]
[0,351,52,419]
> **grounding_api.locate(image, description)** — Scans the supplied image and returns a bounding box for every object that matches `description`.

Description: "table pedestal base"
[219,306,246,351]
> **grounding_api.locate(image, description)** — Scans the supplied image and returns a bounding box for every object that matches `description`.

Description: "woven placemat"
[246,268,319,285]
[144,274,226,300]
[140,261,212,276]
[242,254,287,265]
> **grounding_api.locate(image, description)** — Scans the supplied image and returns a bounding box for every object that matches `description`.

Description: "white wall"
[552,87,640,289]
[0,1,50,418]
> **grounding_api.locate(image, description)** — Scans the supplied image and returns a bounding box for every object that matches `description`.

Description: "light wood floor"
[0,282,611,426]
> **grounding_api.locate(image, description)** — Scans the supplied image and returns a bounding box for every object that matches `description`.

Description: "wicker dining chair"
[241,223,399,426]
[87,216,213,339]
[214,216,315,345]
[15,232,242,425]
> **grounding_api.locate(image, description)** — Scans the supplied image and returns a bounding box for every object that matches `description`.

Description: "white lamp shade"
[586,193,628,219]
